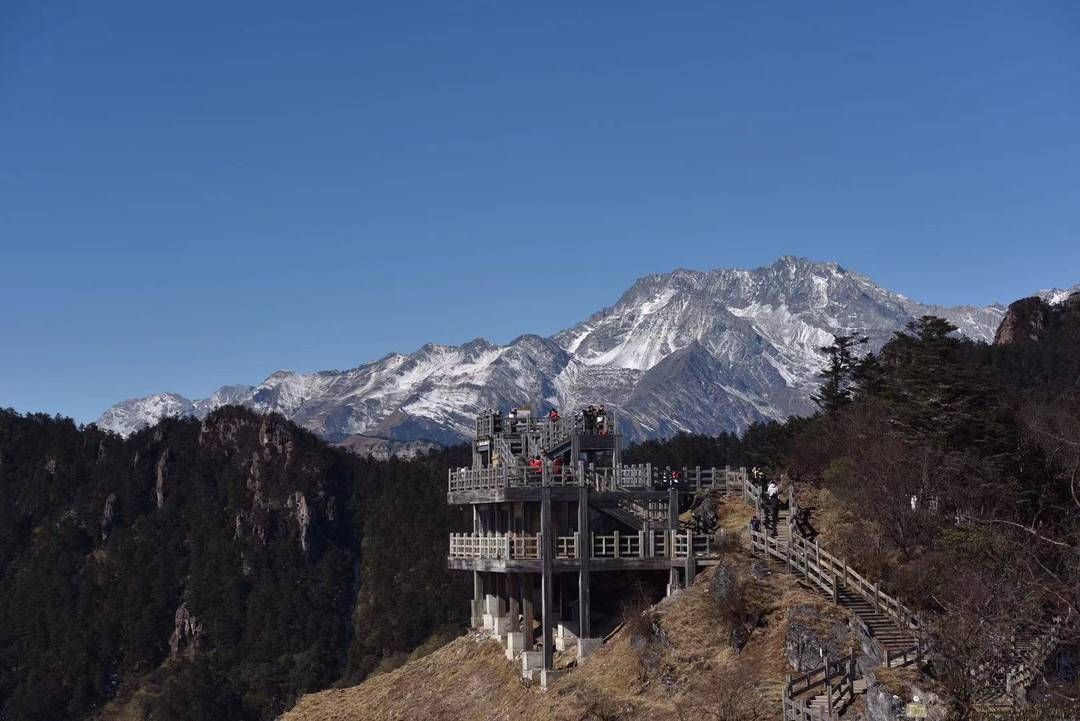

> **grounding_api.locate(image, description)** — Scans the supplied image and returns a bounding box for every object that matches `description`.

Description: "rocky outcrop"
[287,491,311,552]
[168,602,204,661]
[100,493,117,541]
[994,297,1055,345]
[784,603,852,671]
[863,669,949,721]
[154,450,169,508]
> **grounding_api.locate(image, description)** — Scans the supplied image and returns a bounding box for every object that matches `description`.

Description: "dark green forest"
[0,407,468,721]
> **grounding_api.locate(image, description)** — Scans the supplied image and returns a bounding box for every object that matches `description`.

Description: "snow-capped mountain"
[1039,283,1080,306]
[97,257,1024,442]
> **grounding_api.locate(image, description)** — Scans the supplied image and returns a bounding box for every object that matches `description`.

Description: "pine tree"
[811,335,867,414]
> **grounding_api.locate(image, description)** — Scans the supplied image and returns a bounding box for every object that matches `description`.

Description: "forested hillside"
[636,293,1080,715]
[0,407,468,721]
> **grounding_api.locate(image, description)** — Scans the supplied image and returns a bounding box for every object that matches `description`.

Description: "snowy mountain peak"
[97,258,1058,444]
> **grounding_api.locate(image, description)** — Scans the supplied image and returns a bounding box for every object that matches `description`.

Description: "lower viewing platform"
[448,529,725,572]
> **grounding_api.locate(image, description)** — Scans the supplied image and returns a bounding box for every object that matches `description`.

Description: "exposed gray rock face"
[863,670,948,721]
[335,434,442,460]
[100,493,117,541]
[98,257,1027,444]
[784,603,852,672]
[154,450,169,509]
[168,602,203,661]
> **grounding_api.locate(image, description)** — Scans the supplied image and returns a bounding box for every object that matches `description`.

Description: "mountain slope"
[97,257,1023,443]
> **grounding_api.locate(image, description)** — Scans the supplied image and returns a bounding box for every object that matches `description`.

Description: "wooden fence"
[448,462,749,494]
[742,480,927,721]
[782,651,860,721]
[448,529,722,562]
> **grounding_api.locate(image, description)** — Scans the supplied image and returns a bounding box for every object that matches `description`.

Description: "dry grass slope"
[283,536,845,721]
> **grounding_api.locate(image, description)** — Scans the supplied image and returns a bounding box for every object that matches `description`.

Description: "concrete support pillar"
[471,571,484,627]
[508,573,520,633]
[668,486,679,529]
[540,485,554,670]
[577,485,591,640]
[666,484,681,595]
[667,565,681,596]
[522,573,535,648]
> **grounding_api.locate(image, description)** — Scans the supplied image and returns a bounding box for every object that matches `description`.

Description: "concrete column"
[685,530,697,586]
[471,571,484,627]
[667,565,681,596]
[668,486,679,529]
[508,573,520,632]
[577,485,591,639]
[522,573,535,648]
[541,484,554,670]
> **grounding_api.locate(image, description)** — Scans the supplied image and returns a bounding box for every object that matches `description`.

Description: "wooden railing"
[749,517,924,671]
[783,651,859,721]
[742,474,1062,716]
[449,529,723,562]
[742,479,927,721]
[1004,616,1065,701]
[449,463,749,494]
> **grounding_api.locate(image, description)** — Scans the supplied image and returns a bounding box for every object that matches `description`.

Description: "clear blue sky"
[2,1,1078,423]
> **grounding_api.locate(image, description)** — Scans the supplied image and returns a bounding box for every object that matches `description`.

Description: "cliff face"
[994,297,1056,345]
[994,291,1080,346]
[0,407,469,721]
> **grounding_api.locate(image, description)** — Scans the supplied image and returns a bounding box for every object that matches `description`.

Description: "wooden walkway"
[747,494,926,721]
[741,481,1061,721]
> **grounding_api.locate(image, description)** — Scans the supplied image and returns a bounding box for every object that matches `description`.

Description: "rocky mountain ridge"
[97,257,1075,443]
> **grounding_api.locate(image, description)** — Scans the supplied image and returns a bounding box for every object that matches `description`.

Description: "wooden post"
[613,530,620,558]
[874,581,880,611]
[577,485,591,639]
[824,655,833,717]
[540,485,554,670]
[638,530,646,559]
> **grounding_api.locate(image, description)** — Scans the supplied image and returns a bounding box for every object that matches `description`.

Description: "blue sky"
[2,1,1078,423]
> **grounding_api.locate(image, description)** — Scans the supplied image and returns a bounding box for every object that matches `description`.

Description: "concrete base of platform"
[554,623,578,652]
[540,669,566,688]
[576,637,602,660]
[504,631,525,660]
[520,650,543,682]
[490,615,510,639]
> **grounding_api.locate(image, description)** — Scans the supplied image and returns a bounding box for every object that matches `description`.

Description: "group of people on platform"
[525,455,565,475]
[546,405,611,435]
[581,405,609,434]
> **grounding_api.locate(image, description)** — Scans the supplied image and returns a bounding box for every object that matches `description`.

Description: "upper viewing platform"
[474,406,617,456]
[448,406,748,503]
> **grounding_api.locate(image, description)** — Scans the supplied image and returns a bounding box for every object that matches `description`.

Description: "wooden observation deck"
[446,406,748,685]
